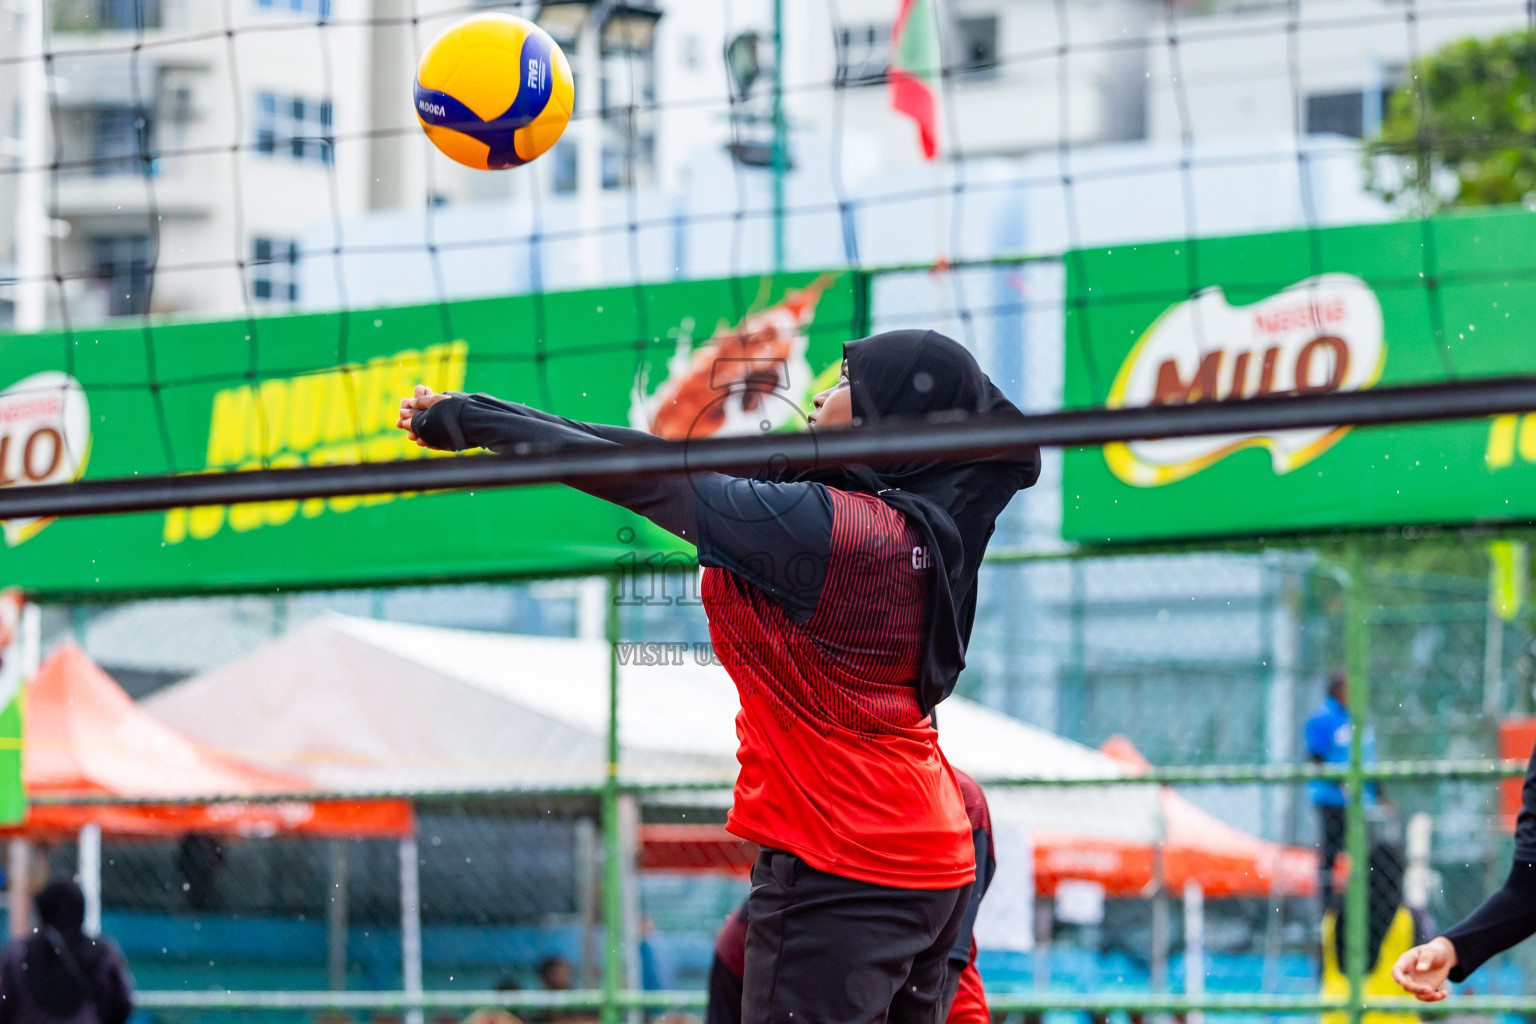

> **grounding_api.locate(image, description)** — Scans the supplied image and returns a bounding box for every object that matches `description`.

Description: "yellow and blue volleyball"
[414,13,574,171]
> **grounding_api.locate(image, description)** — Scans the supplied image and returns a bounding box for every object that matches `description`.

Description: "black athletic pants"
[1318,804,1346,905]
[708,953,746,1024]
[742,848,971,1024]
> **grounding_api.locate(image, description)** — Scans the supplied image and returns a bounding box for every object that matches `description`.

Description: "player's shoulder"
[713,476,834,520]
[824,487,920,542]
[824,486,890,517]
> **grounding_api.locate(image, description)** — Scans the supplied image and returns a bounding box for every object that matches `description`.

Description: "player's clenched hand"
[1391,936,1456,1002]
[396,385,453,448]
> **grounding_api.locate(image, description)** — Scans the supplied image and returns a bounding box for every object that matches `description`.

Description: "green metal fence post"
[602,575,624,1024]
[1344,541,1371,1024]
[852,269,872,339]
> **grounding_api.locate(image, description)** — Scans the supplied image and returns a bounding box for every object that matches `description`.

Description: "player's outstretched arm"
[1391,937,1456,1002]
[458,392,667,448]
[1400,746,1536,1001]
[396,384,701,535]
[1393,859,1536,1001]
[394,385,834,620]
[397,386,657,453]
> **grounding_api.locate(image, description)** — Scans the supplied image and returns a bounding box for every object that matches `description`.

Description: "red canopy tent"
[1029,736,1316,900]
[13,643,413,839]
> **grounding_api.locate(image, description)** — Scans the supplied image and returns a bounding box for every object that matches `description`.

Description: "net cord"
[0,374,1531,519]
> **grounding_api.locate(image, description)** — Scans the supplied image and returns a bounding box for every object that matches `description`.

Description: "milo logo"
[1103,274,1385,487]
[0,372,91,546]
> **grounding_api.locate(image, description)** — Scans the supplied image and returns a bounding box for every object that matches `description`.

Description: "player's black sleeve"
[413,392,698,539]
[1440,745,1536,980]
[1443,861,1536,981]
[693,477,831,623]
[460,393,668,447]
[414,394,832,622]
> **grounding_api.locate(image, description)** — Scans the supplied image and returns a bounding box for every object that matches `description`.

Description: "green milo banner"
[0,594,24,824]
[0,272,859,595]
[1063,207,1536,544]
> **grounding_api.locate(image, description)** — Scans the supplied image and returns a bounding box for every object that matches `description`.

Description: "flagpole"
[771,0,786,272]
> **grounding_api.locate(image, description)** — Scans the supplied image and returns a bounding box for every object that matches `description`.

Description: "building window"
[251,238,299,304]
[253,91,332,164]
[54,0,162,32]
[552,141,577,194]
[1305,88,1394,139]
[90,234,152,317]
[92,107,153,177]
[254,0,331,17]
[102,0,159,27]
[602,145,625,190]
[835,23,892,86]
[952,15,998,79]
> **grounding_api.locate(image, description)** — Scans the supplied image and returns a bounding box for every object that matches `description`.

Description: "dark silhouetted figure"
[0,879,133,1024]
[176,834,225,911]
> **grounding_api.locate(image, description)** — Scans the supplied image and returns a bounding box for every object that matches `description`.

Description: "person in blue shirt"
[1305,670,1378,905]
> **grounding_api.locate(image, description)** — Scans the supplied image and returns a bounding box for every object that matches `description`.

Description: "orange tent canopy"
[12,644,412,840]
[1033,736,1316,899]
[1030,796,1317,899]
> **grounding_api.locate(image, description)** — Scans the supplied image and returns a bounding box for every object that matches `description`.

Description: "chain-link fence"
[5,532,1529,1023]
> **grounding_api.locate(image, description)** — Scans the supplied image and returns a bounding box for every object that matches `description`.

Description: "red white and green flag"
[889,0,942,160]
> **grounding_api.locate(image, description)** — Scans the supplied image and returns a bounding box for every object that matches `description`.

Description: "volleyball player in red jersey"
[398,330,1038,1024]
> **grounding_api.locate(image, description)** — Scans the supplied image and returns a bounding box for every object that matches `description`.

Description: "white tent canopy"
[144,613,1159,838]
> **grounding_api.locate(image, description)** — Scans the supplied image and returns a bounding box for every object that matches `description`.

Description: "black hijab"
[24,880,107,1018]
[800,330,1039,712]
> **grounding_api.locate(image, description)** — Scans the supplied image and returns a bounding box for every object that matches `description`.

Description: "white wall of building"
[2,0,1526,328]
[16,0,378,323]
[1146,0,1531,145]
[784,0,1157,159]
[0,4,25,326]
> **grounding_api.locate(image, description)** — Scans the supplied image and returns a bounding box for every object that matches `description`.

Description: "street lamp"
[722,23,790,272]
[531,0,588,44]
[534,1,660,53]
[599,5,660,53]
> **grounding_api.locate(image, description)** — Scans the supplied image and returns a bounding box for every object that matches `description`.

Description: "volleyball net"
[4,0,1536,1019]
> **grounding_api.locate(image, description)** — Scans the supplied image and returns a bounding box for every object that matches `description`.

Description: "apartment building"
[4,0,1528,327]
[0,0,373,325]
[1145,0,1531,146]
[0,0,1167,325]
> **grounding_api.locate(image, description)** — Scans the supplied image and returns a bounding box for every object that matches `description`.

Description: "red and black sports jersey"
[414,395,976,889]
[702,487,974,889]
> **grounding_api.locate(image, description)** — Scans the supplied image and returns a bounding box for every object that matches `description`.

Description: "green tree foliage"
[1366,29,1536,211]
